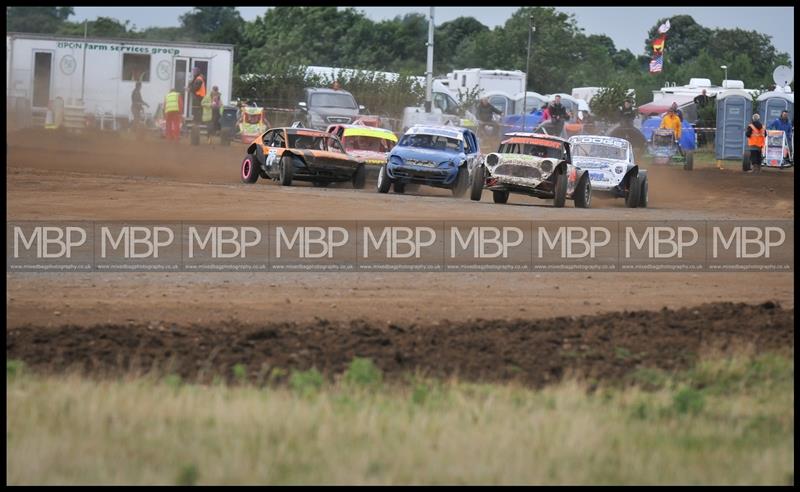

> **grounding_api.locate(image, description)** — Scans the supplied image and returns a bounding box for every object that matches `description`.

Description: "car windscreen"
[288,134,328,151]
[344,135,395,153]
[501,142,564,159]
[310,93,357,109]
[571,142,626,160]
[399,134,462,153]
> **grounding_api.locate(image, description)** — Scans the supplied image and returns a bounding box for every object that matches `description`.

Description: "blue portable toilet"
[757,90,793,125]
[715,89,753,160]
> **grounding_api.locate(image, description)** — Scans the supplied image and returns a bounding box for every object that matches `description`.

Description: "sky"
[70,6,794,66]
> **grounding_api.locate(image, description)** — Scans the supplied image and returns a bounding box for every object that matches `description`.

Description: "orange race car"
[240,127,367,188]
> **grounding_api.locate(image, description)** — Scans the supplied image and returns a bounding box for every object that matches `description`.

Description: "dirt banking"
[7,302,793,388]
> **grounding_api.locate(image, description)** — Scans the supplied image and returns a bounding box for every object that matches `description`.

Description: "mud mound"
[7,302,792,387]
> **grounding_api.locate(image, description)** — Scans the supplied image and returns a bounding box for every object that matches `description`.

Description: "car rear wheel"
[470,165,485,201]
[553,169,567,208]
[279,155,294,186]
[573,173,591,209]
[451,166,469,197]
[352,164,367,189]
[377,165,392,193]
[241,154,259,184]
[492,190,509,204]
[625,174,641,208]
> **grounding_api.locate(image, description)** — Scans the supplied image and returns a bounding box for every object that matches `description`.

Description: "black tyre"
[377,165,392,193]
[492,190,510,204]
[573,173,591,209]
[470,165,485,201]
[241,154,259,184]
[279,154,294,186]
[684,151,694,171]
[394,182,406,194]
[742,152,750,172]
[352,164,367,189]
[553,168,567,208]
[625,174,641,208]
[451,166,469,197]
[638,174,649,208]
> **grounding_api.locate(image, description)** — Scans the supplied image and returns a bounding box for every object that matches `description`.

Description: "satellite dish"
[772,65,793,88]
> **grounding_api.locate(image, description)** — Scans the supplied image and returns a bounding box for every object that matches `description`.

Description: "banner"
[650,34,666,74]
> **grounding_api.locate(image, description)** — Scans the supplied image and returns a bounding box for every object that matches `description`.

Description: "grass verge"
[6,352,794,485]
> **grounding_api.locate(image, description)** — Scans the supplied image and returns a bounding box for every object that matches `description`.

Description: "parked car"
[240,127,366,188]
[294,88,365,130]
[378,125,481,196]
[470,132,591,208]
[569,134,648,208]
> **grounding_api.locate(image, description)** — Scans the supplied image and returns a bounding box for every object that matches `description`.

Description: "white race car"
[568,135,648,208]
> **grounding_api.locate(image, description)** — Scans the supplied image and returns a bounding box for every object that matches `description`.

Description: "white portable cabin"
[715,89,753,160]
[6,32,234,126]
[756,91,793,124]
[446,68,526,98]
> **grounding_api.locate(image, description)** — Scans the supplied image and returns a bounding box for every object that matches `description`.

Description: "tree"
[57,16,133,38]
[7,6,74,33]
[435,17,489,72]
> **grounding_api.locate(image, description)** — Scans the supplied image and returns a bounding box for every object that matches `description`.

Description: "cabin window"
[122,54,151,82]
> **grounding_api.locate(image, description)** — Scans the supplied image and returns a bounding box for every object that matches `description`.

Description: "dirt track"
[7,302,793,387]
[5,128,795,384]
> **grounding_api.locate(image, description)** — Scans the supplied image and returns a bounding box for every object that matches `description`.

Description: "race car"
[377,125,481,196]
[240,127,367,188]
[569,134,648,208]
[326,124,398,177]
[470,132,591,208]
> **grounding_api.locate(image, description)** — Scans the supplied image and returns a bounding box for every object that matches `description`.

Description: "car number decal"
[266,149,278,168]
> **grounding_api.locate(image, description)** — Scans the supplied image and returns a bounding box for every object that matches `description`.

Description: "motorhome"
[6,32,234,128]
[441,68,526,99]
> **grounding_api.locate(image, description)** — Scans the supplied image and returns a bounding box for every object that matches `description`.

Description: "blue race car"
[377,125,481,197]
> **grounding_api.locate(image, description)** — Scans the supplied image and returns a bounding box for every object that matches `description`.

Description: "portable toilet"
[715,89,753,160]
[757,91,793,124]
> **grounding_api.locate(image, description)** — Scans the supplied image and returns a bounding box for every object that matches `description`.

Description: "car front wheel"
[377,165,392,193]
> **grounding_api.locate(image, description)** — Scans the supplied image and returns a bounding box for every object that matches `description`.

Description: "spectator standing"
[619,99,636,127]
[187,67,206,126]
[744,113,765,173]
[210,86,222,139]
[768,110,793,163]
[130,81,149,129]
[548,95,571,135]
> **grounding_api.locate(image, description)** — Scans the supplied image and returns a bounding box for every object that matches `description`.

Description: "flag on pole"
[649,34,667,73]
[649,55,663,73]
[658,20,671,34]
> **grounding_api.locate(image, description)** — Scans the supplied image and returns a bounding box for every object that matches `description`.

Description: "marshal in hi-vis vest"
[747,124,765,149]
[164,92,181,114]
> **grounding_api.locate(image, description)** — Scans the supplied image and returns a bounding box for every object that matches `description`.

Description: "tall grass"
[6,353,794,485]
